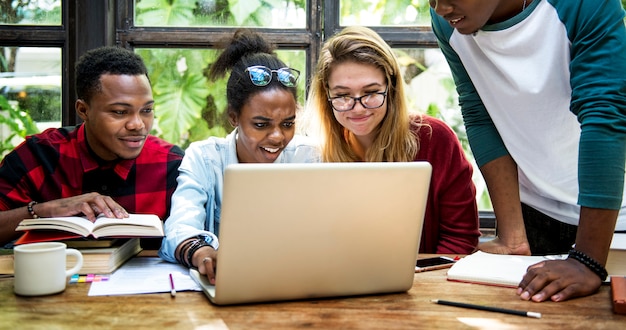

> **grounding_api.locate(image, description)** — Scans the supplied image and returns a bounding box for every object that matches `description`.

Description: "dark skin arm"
[175,239,218,285]
[476,155,531,256]
[518,207,616,302]
[477,156,616,302]
[0,192,128,245]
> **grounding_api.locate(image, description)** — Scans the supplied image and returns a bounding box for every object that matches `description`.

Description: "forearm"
[159,221,218,263]
[480,155,527,245]
[0,206,34,245]
[575,207,618,265]
[158,195,219,263]
[173,238,216,268]
[179,238,218,285]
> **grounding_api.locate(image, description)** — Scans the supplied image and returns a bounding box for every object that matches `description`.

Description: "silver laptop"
[190,162,432,305]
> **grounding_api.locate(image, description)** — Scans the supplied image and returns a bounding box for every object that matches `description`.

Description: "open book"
[15,213,163,244]
[446,251,563,288]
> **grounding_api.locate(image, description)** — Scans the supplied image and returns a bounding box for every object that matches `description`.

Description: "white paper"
[88,257,201,296]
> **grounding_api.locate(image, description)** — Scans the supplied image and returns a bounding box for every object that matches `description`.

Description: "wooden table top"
[1,254,624,329]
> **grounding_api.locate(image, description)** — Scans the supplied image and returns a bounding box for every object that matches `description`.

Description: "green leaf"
[153,72,209,145]
[0,95,38,157]
[136,0,196,26]
[229,0,262,25]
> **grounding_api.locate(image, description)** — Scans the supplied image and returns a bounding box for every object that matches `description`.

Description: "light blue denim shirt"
[158,128,320,262]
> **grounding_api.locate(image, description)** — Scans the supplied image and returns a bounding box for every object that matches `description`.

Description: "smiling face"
[228,88,297,163]
[76,74,154,161]
[327,61,387,149]
[429,0,526,34]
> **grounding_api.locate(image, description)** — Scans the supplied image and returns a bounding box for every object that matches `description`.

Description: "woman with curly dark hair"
[159,29,319,284]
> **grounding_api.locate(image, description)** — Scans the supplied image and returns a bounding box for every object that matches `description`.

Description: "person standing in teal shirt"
[430,0,626,302]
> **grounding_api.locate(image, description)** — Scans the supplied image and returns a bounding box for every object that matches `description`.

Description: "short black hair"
[75,46,149,103]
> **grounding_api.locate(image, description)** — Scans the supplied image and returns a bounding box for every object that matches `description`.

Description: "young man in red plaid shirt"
[0,46,183,246]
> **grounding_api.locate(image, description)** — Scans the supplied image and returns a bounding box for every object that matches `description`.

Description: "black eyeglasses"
[245,66,300,87]
[328,87,388,112]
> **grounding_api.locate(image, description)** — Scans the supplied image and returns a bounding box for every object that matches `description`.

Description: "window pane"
[134,0,306,28]
[0,0,62,25]
[135,48,306,149]
[0,47,61,157]
[340,0,431,27]
[394,47,491,211]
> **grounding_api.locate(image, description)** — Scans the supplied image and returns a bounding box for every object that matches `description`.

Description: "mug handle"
[65,248,84,277]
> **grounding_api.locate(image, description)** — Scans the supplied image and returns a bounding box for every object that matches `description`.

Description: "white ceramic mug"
[13,242,83,296]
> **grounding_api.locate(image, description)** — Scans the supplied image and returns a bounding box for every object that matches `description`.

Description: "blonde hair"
[305,26,419,162]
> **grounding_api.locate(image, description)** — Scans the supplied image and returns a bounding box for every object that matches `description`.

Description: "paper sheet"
[88,257,201,296]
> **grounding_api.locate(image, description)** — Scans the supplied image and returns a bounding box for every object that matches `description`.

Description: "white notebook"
[446,251,565,288]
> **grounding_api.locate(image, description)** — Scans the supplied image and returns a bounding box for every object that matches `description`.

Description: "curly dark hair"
[75,46,149,103]
[208,29,298,117]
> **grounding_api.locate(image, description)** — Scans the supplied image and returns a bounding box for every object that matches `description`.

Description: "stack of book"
[6,213,164,275]
[66,238,143,274]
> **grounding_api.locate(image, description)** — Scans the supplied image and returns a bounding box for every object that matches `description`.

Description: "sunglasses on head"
[245,65,300,88]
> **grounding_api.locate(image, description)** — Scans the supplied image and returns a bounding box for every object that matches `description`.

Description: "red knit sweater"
[413,114,480,254]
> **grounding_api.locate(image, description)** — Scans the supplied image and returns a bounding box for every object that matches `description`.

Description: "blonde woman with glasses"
[305,26,480,254]
[159,29,319,284]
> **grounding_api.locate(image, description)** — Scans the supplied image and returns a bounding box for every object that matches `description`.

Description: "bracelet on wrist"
[186,237,212,268]
[176,239,195,267]
[27,201,39,219]
[176,235,214,268]
[567,249,608,281]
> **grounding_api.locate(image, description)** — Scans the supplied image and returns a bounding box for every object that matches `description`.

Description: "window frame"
[0,0,440,125]
[322,3,438,47]
[0,0,115,126]
[0,0,496,230]
[115,0,324,93]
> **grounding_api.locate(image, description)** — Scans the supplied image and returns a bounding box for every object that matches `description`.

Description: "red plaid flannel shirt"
[0,124,183,220]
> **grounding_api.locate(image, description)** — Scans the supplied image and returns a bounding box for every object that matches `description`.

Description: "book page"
[15,213,163,242]
[16,216,96,237]
[88,257,201,296]
[91,214,163,238]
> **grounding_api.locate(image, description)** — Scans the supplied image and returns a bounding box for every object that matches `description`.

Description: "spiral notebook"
[190,162,432,305]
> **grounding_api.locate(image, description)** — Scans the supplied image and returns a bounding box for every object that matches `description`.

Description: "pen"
[169,273,176,297]
[431,299,541,319]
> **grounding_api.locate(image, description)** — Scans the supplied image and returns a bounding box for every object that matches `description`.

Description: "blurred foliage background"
[2,0,626,210]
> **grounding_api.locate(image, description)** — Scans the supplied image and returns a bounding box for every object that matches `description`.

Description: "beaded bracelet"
[27,201,39,219]
[567,249,608,281]
[176,239,196,267]
[186,239,211,268]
